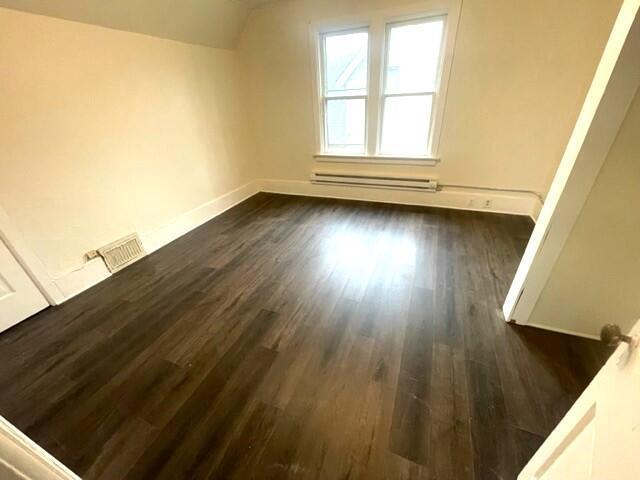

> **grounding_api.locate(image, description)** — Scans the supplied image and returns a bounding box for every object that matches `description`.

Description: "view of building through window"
[322,30,369,154]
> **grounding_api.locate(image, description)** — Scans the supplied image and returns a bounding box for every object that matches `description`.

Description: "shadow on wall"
[528,89,640,338]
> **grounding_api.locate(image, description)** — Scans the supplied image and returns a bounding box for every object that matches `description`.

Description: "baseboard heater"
[311,171,438,192]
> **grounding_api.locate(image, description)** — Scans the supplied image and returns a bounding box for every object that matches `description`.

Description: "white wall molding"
[0,205,65,306]
[139,181,261,254]
[259,179,542,219]
[0,416,79,480]
[502,0,640,325]
[52,180,261,302]
[50,176,542,304]
[53,258,112,301]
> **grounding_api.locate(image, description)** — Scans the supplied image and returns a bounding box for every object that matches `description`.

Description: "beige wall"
[0,8,252,278]
[0,0,252,49]
[238,0,621,194]
[0,1,626,301]
[528,88,640,338]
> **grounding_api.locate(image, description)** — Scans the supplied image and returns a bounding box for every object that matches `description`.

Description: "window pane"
[326,98,366,153]
[324,31,368,96]
[380,95,433,156]
[385,19,444,94]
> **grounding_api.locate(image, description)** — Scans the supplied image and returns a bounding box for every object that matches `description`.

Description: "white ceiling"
[0,0,280,49]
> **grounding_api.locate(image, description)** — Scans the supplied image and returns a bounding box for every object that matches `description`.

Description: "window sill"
[314,153,439,166]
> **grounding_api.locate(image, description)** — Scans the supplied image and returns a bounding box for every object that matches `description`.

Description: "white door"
[519,319,640,479]
[0,238,48,332]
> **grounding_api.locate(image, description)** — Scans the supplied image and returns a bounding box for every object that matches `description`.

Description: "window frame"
[311,4,460,165]
[378,15,447,157]
[318,27,371,155]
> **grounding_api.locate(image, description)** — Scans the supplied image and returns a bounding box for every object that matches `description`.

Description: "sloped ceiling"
[0,0,278,49]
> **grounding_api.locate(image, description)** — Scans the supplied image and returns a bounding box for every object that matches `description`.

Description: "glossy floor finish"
[0,194,609,480]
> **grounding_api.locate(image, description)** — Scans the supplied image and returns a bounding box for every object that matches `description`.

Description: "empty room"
[1,0,639,479]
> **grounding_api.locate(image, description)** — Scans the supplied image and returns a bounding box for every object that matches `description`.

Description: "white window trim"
[313,153,440,166]
[309,1,461,165]
[318,26,371,156]
[378,15,446,157]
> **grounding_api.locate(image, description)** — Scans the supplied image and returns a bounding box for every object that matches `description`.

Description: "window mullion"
[319,35,328,153]
[384,91,435,98]
[366,21,384,157]
[324,94,368,100]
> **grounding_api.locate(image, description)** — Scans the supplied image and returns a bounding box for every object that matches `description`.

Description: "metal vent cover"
[98,233,146,273]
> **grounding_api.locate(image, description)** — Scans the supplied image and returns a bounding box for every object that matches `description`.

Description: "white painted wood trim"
[47,175,541,305]
[0,205,63,306]
[0,416,79,480]
[53,258,111,301]
[314,153,439,166]
[503,0,640,324]
[53,180,261,302]
[258,179,542,218]
[308,0,462,158]
[139,180,261,254]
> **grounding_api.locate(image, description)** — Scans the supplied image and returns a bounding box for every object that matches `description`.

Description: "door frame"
[0,204,64,306]
[0,416,79,480]
[503,0,640,326]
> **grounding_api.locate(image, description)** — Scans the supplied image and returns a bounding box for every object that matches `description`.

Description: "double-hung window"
[316,11,454,162]
[380,17,444,156]
[320,29,370,154]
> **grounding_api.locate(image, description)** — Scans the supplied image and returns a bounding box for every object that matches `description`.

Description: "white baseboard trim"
[53,258,111,301]
[0,415,80,480]
[259,179,542,219]
[53,180,261,302]
[140,180,261,254]
[51,177,541,303]
[529,199,544,222]
[523,322,600,341]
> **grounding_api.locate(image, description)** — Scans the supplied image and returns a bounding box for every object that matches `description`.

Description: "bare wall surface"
[0,0,625,299]
[238,0,622,195]
[0,0,278,49]
[0,7,253,279]
[528,89,640,338]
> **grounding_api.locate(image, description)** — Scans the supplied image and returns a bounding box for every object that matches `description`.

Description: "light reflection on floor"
[321,228,417,278]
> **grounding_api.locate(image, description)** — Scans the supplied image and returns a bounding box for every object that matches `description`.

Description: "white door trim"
[503,0,640,324]
[0,205,62,306]
[0,416,79,480]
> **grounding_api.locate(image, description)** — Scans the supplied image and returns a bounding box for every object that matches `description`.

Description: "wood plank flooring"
[0,193,610,479]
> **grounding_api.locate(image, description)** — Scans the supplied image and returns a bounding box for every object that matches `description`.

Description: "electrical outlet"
[483,199,492,209]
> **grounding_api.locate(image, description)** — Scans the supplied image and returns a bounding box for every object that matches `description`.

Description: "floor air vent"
[98,234,146,273]
[311,171,438,192]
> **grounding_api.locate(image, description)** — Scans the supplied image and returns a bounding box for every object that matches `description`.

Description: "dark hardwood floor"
[0,193,609,479]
